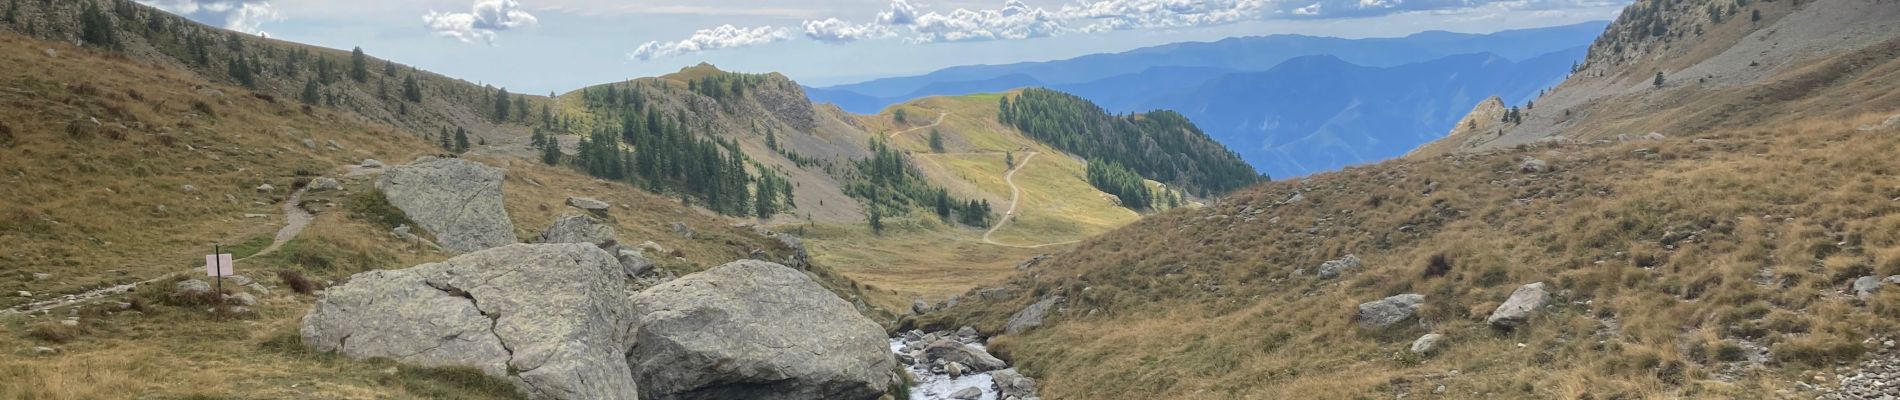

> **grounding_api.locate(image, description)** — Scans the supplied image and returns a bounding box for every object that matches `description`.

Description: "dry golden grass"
[930,113,1900,399]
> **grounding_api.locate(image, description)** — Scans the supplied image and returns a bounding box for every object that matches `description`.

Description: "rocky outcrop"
[1005,296,1062,335]
[923,339,1008,372]
[376,157,516,253]
[1316,254,1361,279]
[1487,282,1550,329]
[300,244,639,399]
[992,368,1041,400]
[1852,276,1884,298]
[566,197,611,216]
[627,260,894,400]
[1358,294,1425,328]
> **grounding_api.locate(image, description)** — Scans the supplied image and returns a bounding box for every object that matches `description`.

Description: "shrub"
[27,321,88,343]
[278,269,322,295]
[345,189,412,230]
[1423,253,1453,278]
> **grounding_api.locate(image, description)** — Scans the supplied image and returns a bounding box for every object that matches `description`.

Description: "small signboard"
[204,253,233,277]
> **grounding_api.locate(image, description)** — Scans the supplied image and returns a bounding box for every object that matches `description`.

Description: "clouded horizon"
[134,0,1631,95]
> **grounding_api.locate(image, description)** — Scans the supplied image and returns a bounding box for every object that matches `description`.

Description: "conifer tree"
[438,128,453,150]
[402,75,423,103]
[454,128,471,153]
[349,47,369,83]
[928,129,944,153]
[300,79,320,104]
[493,88,511,121]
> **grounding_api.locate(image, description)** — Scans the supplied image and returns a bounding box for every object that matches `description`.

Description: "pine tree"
[867,208,884,234]
[928,129,945,153]
[349,47,369,83]
[4,0,18,24]
[1751,9,1761,22]
[935,190,952,221]
[454,128,470,153]
[1654,72,1666,88]
[79,2,118,48]
[531,128,547,148]
[402,75,423,102]
[227,58,255,88]
[893,108,908,124]
[438,128,453,150]
[541,139,561,165]
[300,79,320,104]
[1005,152,1015,169]
[493,88,511,121]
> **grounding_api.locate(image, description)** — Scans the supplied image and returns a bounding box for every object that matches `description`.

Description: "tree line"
[999,88,1263,198]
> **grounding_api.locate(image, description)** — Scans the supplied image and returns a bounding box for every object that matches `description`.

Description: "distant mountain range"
[806,21,1608,178]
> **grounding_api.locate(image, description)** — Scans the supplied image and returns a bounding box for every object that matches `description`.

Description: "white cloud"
[630,24,794,60]
[137,0,282,35]
[803,18,893,44]
[424,0,540,44]
[876,0,920,25]
[906,0,1064,43]
[1058,0,1267,32]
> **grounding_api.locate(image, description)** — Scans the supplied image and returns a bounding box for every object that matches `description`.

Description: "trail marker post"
[206,245,233,294]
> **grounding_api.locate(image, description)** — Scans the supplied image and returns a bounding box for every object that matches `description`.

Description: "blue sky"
[137,0,1631,95]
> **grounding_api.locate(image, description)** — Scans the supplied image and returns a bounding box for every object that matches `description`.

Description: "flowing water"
[890,338,1002,400]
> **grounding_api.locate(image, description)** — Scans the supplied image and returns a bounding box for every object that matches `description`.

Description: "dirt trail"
[888,111,948,141]
[3,186,316,316]
[980,152,1082,249]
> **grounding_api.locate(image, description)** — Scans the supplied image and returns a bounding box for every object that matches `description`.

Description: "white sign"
[204,253,233,277]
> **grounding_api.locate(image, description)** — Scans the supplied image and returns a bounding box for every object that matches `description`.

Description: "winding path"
[3,185,317,316]
[888,111,948,141]
[980,152,1082,249]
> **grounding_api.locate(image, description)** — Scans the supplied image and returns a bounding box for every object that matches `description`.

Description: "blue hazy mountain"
[1151,47,1586,178]
[808,21,1608,113]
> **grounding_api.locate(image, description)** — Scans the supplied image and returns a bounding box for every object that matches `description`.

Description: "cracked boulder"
[628,260,896,400]
[376,156,516,253]
[300,244,638,399]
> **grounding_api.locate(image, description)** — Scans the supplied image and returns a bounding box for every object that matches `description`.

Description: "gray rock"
[224,292,258,306]
[992,368,1040,399]
[924,340,1008,372]
[1519,157,1550,174]
[225,275,256,287]
[536,214,617,247]
[301,139,318,149]
[308,177,341,192]
[256,184,275,193]
[31,272,50,281]
[774,233,809,268]
[978,287,1014,301]
[175,279,212,295]
[1487,282,1550,329]
[1357,294,1425,328]
[59,319,79,327]
[669,221,695,239]
[181,185,198,193]
[301,244,639,399]
[628,260,894,400]
[613,245,657,278]
[949,386,982,400]
[1853,276,1883,298]
[33,346,58,355]
[956,326,978,339]
[1316,254,1361,279]
[1411,333,1445,354]
[912,299,933,315]
[360,159,385,169]
[1643,132,1667,140]
[376,157,516,253]
[14,291,29,297]
[1005,296,1062,335]
[1886,275,1900,285]
[565,197,611,216]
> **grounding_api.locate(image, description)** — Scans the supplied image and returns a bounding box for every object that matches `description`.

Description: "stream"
[890,337,1002,400]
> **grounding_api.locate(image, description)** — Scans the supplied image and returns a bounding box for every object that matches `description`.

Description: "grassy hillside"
[0,30,875,398]
[928,111,1900,398]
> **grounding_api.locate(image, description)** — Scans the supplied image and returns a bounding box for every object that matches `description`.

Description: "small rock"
[1519,157,1550,174]
[566,197,611,216]
[175,279,212,295]
[1487,282,1551,330]
[1852,276,1883,298]
[14,291,30,297]
[42,48,57,58]
[669,221,695,238]
[1643,132,1667,140]
[945,361,966,379]
[181,184,198,193]
[912,299,933,315]
[59,319,79,327]
[33,346,58,355]
[1357,294,1425,328]
[224,292,258,306]
[31,272,50,281]
[308,177,341,192]
[1317,254,1361,279]
[360,159,385,169]
[949,386,982,400]
[256,184,274,193]
[301,139,317,149]
[1411,333,1445,354]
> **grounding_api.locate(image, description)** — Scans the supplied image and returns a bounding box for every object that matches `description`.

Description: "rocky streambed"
[890,327,1040,400]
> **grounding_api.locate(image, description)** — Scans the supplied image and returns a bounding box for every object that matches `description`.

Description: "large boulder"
[1486,282,1550,329]
[376,157,516,253]
[566,197,611,216]
[1357,294,1425,328]
[300,244,639,399]
[536,214,618,247]
[628,260,895,400]
[1005,296,1062,335]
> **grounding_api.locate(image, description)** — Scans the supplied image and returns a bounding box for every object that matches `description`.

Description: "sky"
[136,0,1632,95]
